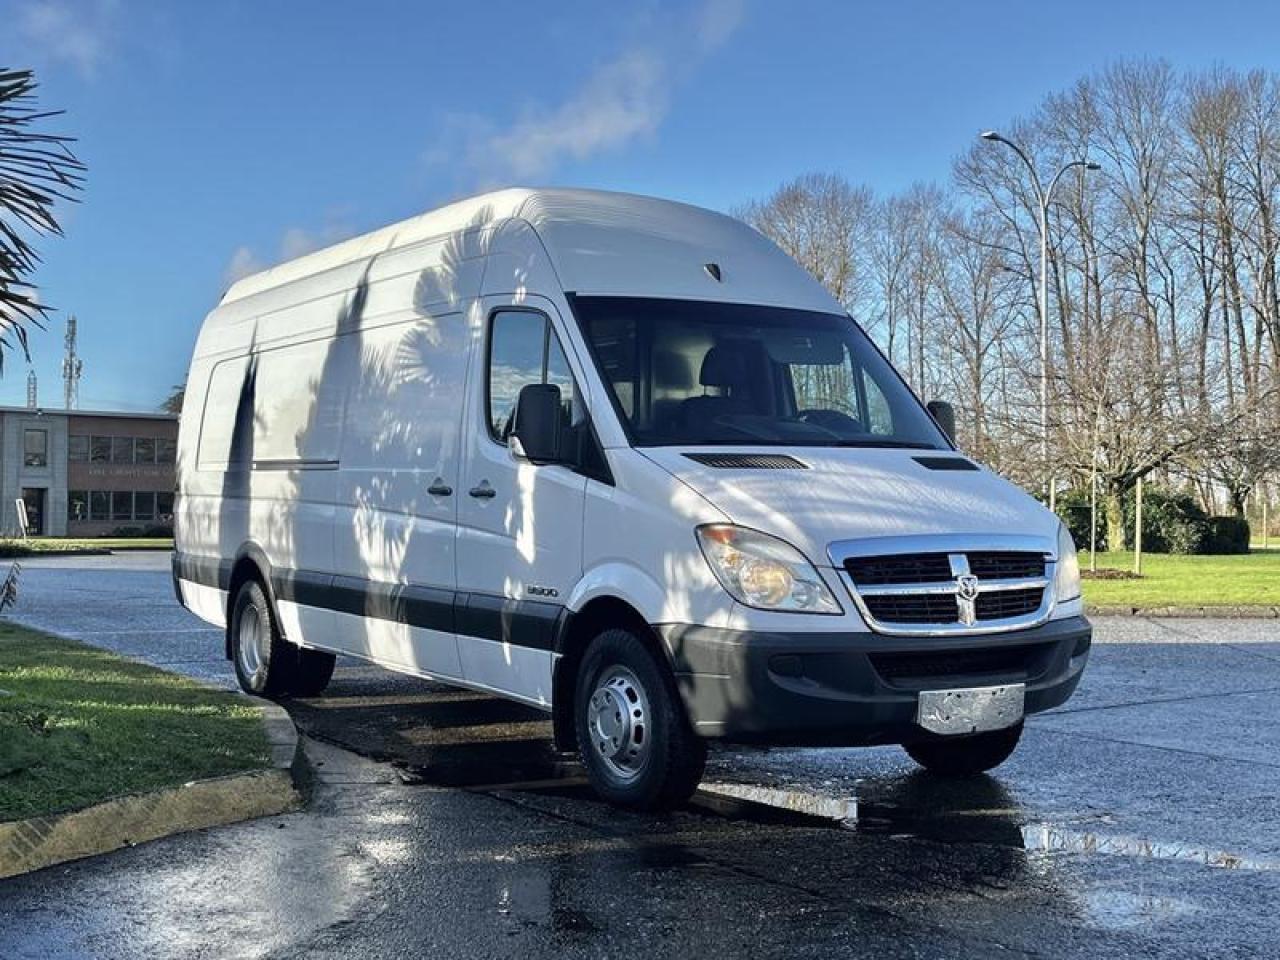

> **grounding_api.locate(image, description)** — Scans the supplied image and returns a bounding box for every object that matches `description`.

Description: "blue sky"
[6,0,1280,411]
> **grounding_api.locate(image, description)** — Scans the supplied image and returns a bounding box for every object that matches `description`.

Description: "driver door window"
[487,310,578,442]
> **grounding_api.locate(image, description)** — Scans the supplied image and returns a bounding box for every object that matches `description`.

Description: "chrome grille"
[830,535,1056,636]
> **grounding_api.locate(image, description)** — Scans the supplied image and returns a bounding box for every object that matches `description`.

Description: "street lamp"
[980,130,1100,511]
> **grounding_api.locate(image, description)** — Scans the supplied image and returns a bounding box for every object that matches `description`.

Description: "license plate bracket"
[916,683,1025,736]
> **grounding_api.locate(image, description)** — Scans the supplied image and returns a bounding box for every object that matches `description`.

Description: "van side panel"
[330,311,472,677]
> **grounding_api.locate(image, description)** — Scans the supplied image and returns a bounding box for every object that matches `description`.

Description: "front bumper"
[655,615,1091,746]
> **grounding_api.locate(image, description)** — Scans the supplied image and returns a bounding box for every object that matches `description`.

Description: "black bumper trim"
[655,615,1091,746]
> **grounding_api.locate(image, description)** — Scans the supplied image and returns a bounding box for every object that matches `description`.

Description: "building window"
[90,491,109,521]
[133,491,155,521]
[157,491,174,519]
[69,436,90,462]
[157,437,177,464]
[134,437,156,464]
[24,429,48,468]
[112,437,134,464]
[68,490,88,523]
[111,491,133,521]
[91,436,111,463]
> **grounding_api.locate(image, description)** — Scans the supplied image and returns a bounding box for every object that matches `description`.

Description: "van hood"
[640,447,1058,566]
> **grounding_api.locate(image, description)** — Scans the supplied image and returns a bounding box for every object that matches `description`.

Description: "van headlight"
[696,525,842,614]
[1055,523,1081,602]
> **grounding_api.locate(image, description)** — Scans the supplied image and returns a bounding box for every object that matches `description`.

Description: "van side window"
[487,310,578,442]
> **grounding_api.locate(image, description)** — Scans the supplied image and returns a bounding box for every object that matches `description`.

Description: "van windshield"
[570,296,948,449]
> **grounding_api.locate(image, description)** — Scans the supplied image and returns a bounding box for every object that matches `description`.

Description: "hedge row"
[1055,487,1251,555]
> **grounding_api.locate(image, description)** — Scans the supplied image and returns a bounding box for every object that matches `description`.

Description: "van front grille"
[863,594,959,624]
[845,551,1045,586]
[976,587,1044,620]
[967,552,1046,580]
[838,546,1052,633]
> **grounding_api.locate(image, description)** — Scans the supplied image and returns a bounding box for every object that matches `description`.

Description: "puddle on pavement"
[293,679,1278,876]
[1022,823,1278,871]
[1078,889,1201,931]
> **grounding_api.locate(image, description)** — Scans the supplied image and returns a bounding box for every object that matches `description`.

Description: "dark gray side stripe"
[174,551,562,652]
[174,553,233,591]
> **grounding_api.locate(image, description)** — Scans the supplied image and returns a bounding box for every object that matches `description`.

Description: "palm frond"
[0,67,85,368]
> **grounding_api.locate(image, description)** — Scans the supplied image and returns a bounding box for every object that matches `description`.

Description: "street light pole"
[980,131,1099,512]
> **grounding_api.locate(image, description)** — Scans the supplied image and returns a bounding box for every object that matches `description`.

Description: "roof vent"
[703,262,723,282]
[684,452,808,470]
[913,456,979,472]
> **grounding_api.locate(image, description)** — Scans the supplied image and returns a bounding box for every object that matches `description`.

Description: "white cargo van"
[175,188,1090,808]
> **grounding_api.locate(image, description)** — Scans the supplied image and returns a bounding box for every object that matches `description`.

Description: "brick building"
[0,406,178,537]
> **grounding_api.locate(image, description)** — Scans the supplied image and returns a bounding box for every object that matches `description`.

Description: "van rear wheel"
[231,580,291,697]
[289,648,337,698]
[903,722,1023,777]
[229,579,335,697]
[574,628,706,810]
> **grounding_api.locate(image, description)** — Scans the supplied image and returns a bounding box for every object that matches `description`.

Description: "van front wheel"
[574,628,706,810]
[903,722,1023,777]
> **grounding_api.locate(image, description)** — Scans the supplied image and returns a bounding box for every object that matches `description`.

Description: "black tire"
[289,647,336,697]
[574,628,706,810]
[229,579,293,697]
[903,722,1024,777]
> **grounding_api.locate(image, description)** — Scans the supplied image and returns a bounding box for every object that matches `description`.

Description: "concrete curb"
[1088,604,1280,619]
[0,700,304,881]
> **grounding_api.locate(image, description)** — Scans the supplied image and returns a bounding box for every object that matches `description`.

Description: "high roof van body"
[174,188,1090,807]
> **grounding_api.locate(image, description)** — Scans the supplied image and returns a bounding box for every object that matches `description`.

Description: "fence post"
[1089,454,1098,571]
[1134,476,1144,576]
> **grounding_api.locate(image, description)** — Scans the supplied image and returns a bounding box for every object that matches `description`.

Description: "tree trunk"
[1105,487,1127,552]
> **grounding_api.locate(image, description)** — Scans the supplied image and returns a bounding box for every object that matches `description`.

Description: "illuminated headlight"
[696,525,842,614]
[1055,523,1081,602]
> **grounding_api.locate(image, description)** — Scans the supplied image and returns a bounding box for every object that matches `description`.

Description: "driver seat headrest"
[699,346,747,388]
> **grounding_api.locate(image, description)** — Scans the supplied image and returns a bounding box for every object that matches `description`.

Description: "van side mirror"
[926,400,957,445]
[510,383,565,464]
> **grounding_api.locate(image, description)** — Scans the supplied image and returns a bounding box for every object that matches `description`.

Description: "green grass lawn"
[1082,549,1280,608]
[0,538,173,557]
[0,624,268,822]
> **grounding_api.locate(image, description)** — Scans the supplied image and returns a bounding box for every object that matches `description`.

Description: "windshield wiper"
[827,439,939,449]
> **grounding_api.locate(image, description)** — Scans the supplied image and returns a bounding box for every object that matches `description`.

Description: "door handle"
[427,481,453,497]
[468,483,496,499]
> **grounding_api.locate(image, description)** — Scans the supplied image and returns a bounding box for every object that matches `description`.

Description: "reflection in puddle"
[1022,824,1278,871]
[702,779,1278,876]
[698,782,859,824]
[1079,889,1200,931]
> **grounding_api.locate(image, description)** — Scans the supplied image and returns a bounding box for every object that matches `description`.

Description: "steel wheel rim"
[587,666,650,781]
[237,603,266,681]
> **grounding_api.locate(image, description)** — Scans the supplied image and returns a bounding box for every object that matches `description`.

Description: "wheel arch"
[551,594,671,752]
[224,543,280,660]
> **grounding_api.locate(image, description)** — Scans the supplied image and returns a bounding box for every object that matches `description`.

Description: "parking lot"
[1,551,1277,958]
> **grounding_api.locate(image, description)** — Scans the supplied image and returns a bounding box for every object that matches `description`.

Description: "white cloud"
[279,225,351,261]
[433,0,744,185]
[478,52,667,181]
[695,0,745,50]
[20,0,118,80]
[223,246,263,286]
[223,222,356,288]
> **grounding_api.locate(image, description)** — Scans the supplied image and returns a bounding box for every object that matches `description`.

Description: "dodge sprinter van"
[174,188,1090,808]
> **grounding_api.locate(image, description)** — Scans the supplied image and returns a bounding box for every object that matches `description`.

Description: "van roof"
[221,187,840,315]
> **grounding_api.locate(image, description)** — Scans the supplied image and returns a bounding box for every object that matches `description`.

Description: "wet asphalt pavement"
[1,552,1279,958]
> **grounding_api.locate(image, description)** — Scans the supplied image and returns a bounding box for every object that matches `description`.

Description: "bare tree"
[736,173,875,314]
